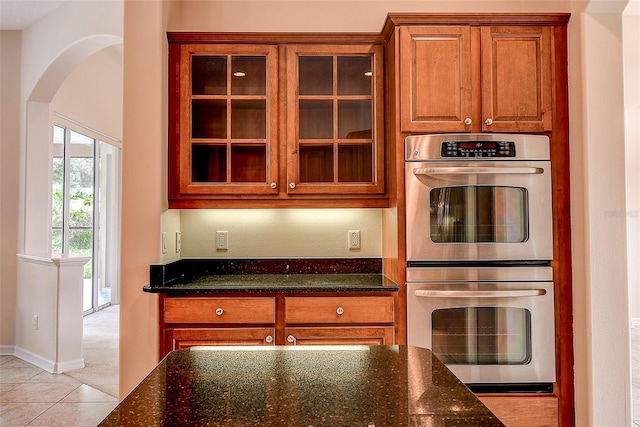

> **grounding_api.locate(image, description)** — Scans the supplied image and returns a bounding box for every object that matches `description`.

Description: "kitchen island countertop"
[98,345,504,426]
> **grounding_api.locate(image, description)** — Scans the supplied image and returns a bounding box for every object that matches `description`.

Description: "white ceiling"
[0,0,69,30]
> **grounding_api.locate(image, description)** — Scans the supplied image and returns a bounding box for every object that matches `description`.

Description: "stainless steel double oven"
[405,133,555,392]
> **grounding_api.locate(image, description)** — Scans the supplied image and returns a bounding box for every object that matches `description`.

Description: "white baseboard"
[632,318,640,328]
[0,345,16,356]
[13,347,84,373]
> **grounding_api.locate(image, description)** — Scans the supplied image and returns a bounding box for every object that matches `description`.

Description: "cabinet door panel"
[164,297,275,324]
[400,26,473,132]
[481,26,553,132]
[284,296,394,324]
[284,326,394,346]
[286,44,384,195]
[168,327,276,350]
[477,395,558,427]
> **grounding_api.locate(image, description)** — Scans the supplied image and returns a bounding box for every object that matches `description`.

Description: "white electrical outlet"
[33,315,38,330]
[175,232,181,253]
[162,232,167,254]
[348,230,361,249]
[216,231,228,250]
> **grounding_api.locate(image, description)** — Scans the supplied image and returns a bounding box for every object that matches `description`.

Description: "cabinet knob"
[287,334,296,344]
[265,335,274,344]
[485,118,493,126]
[269,182,277,189]
[289,182,296,189]
[336,307,344,315]
[215,308,224,316]
[464,117,472,125]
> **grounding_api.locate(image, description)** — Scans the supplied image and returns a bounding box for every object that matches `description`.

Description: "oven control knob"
[464,117,472,125]
[336,307,344,315]
[485,118,493,126]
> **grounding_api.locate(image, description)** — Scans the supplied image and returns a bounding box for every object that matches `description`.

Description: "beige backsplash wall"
[172,209,382,259]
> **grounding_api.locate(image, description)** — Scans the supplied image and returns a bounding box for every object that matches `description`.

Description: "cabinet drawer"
[164,297,275,324]
[284,296,394,324]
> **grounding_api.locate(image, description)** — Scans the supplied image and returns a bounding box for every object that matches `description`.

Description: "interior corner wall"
[0,30,22,350]
[576,8,632,427]
[624,12,640,322]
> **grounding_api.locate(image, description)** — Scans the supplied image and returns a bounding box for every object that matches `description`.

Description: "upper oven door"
[405,159,553,262]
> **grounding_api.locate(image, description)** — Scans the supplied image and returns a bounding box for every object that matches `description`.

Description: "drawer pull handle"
[215,308,224,316]
[336,307,344,315]
[287,334,296,344]
[265,335,274,344]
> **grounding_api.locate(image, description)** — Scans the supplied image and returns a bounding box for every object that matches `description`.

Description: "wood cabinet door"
[481,26,553,132]
[167,327,276,351]
[164,297,276,324]
[285,44,385,196]
[170,43,279,200]
[284,326,394,346]
[400,26,474,132]
[284,296,395,324]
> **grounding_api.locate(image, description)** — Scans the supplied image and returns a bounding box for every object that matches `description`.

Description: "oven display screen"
[441,140,516,158]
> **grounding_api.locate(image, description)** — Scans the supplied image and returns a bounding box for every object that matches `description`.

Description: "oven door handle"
[414,289,547,298]
[413,166,544,176]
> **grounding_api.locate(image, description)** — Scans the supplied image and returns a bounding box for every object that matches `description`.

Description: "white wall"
[0,30,22,350]
[52,45,123,142]
[624,9,640,323]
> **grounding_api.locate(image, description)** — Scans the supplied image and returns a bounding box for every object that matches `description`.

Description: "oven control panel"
[440,140,516,158]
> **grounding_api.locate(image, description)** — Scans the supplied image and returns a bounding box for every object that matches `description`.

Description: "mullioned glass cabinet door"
[286,44,385,195]
[178,44,279,196]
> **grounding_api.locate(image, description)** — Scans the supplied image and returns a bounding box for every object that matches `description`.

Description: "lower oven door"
[407,280,555,386]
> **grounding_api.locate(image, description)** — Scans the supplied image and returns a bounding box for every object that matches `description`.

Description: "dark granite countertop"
[144,258,399,294]
[99,345,504,426]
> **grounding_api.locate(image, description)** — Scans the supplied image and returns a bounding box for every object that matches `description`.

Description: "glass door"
[52,125,121,313]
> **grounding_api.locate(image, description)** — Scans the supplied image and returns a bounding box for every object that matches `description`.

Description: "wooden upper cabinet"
[171,43,279,199]
[481,26,553,132]
[285,44,385,195]
[400,26,473,132]
[399,24,553,133]
[167,35,386,208]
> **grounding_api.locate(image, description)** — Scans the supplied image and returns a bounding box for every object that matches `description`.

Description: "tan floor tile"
[0,382,79,403]
[60,384,117,403]
[0,402,53,427]
[0,384,18,396]
[0,367,43,384]
[28,402,117,427]
[26,372,80,385]
[0,356,16,366]
[1,360,40,370]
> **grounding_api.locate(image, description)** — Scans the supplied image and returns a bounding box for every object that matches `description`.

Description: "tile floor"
[0,305,119,427]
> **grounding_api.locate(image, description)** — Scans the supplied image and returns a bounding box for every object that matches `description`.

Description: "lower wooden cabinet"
[477,395,558,427]
[284,326,394,345]
[160,293,396,357]
[166,327,276,350]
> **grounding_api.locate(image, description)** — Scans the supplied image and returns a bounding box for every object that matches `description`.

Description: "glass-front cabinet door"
[173,44,278,198]
[286,45,384,195]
